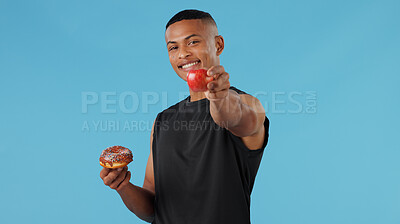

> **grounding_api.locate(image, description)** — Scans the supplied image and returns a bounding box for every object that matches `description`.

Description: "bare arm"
[115,178,155,222]
[100,121,156,223]
[205,65,266,149]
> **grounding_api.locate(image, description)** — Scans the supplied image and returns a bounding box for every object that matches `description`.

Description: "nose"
[178,46,191,59]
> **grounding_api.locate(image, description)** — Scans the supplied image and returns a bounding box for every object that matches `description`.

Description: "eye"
[188,40,199,45]
[168,46,178,51]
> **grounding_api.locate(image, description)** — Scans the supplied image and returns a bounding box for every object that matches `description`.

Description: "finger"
[109,167,128,189]
[207,73,225,89]
[215,73,229,89]
[100,168,111,179]
[207,65,225,77]
[116,171,132,191]
[208,74,230,92]
[103,167,123,186]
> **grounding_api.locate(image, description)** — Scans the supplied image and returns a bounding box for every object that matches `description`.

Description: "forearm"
[117,183,155,223]
[210,89,241,127]
[210,90,258,137]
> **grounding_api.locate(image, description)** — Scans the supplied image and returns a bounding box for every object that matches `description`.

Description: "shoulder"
[158,97,187,115]
[154,96,188,125]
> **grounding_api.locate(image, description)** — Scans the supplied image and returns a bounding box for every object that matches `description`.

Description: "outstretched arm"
[205,65,266,149]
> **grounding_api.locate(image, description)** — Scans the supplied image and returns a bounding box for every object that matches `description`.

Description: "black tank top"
[152,87,269,224]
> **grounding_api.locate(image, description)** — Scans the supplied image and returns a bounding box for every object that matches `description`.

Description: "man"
[100,9,270,224]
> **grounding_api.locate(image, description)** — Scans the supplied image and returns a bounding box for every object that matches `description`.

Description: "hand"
[100,166,131,191]
[205,65,230,101]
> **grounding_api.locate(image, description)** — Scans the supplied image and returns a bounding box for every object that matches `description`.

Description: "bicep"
[240,94,265,123]
[143,120,155,194]
[241,94,266,134]
[228,94,265,137]
[235,94,266,149]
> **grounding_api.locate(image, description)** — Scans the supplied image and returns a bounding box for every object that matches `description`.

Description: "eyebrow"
[167,34,200,45]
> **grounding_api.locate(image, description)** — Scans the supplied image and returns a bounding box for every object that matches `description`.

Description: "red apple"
[187,69,214,92]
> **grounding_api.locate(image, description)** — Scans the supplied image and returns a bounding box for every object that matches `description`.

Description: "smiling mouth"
[178,60,200,69]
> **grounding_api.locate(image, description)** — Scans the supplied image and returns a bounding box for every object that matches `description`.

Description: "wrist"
[116,181,132,193]
[208,89,231,105]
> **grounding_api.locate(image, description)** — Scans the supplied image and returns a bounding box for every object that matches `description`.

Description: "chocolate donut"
[99,145,133,168]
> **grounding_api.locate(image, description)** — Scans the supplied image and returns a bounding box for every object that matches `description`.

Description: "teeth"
[182,61,199,69]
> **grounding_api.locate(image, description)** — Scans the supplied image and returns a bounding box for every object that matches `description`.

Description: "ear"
[215,35,224,56]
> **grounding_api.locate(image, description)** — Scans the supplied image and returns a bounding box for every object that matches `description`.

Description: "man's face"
[165,19,223,81]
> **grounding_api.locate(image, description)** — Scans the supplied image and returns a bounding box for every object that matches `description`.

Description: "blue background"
[1,0,399,223]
